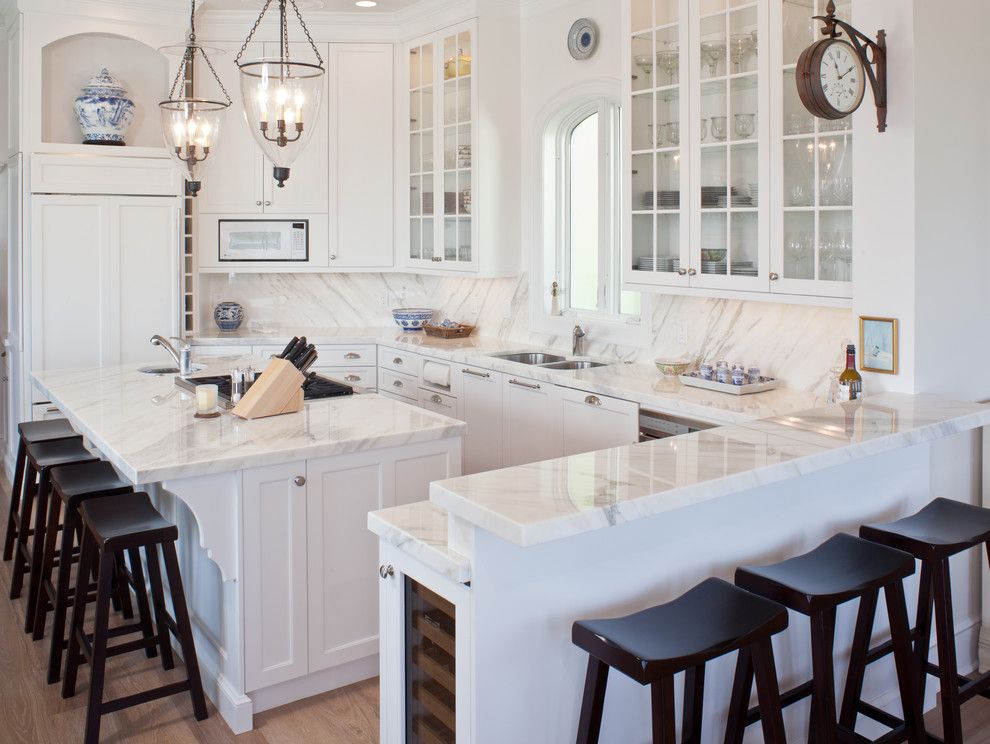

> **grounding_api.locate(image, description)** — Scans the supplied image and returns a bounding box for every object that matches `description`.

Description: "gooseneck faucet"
[151,335,193,377]
[573,325,588,357]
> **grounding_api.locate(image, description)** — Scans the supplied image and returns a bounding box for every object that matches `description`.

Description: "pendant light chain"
[234,0,324,69]
[166,0,232,106]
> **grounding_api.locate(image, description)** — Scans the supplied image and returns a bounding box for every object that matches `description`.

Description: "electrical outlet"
[382,291,391,309]
[468,298,482,316]
[675,320,688,345]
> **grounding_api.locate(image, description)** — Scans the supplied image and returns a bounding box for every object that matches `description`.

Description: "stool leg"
[145,543,175,670]
[24,469,52,632]
[9,462,38,599]
[682,664,705,744]
[809,609,838,744]
[82,550,116,744]
[575,657,609,744]
[3,441,27,560]
[912,561,935,707]
[127,547,158,659]
[62,529,96,699]
[112,553,134,619]
[32,488,64,639]
[724,646,754,744]
[47,500,79,684]
[751,637,787,744]
[652,675,677,744]
[838,590,879,731]
[932,558,963,743]
[161,540,208,720]
[884,580,927,744]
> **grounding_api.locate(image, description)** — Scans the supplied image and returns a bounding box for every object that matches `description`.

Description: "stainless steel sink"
[541,360,608,371]
[138,364,206,376]
[490,352,567,365]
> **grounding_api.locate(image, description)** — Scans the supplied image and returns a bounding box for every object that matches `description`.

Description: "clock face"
[818,41,865,114]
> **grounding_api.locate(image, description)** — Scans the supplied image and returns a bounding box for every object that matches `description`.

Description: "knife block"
[231,358,305,419]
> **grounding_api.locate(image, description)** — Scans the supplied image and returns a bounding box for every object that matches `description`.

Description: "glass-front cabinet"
[623,0,853,301]
[406,22,477,272]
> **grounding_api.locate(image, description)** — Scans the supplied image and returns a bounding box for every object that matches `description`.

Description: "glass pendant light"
[236,0,325,188]
[159,0,232,197]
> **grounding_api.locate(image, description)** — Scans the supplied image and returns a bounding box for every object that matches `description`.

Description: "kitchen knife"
[297,348,319,373]
[285,336,307,364]
[277,337,299,359]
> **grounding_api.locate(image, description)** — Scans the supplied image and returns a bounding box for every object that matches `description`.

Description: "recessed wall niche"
[42,33,169,148]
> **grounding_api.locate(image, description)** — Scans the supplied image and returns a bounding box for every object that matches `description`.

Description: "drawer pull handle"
[393,357,404,365]
[345,353,361,360]
[431,394,443,404]
[509,379,541,391]
[345,375,360,382]
[379,564,395,580]
[294,476,306,487]
[462,368,490,379]
[393,380,404,388]
[585,395,603,407]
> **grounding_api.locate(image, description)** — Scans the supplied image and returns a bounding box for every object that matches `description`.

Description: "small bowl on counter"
[392,308,436,331]
[655,358,693,377]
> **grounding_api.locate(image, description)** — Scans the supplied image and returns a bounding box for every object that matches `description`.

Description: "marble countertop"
[428,393,990,547]
[32,359,465,484]
[188,326,819,425]
[368,501,472,583]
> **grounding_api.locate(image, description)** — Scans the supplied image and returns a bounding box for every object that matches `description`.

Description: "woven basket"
[422,323,475,339]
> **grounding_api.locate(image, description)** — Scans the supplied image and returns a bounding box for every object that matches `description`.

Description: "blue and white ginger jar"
[214,301,244,332]
[74,68,135,146]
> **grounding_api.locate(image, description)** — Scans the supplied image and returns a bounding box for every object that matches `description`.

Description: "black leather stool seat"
[573,578,788,683]
[79,493,178,551]
[28,439,99,469]
[18,418,77,443]
[861,498,990,559]
[735,533,915,613]
[50,462,131,502]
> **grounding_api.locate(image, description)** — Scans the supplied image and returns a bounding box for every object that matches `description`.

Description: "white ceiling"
[202,0,420,11]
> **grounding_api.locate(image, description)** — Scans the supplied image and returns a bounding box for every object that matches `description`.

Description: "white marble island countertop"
[425,393,990,547]
[33,359,466,484]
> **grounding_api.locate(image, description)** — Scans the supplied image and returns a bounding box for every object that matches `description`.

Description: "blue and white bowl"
[392,308,435,331]
[214,301,244,332]
[74,68,135,146]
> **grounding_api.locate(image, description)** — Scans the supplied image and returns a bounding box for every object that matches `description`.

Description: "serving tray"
[679,373,780,396]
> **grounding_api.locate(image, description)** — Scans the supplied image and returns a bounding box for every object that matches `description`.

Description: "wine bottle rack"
[406,579,456,743]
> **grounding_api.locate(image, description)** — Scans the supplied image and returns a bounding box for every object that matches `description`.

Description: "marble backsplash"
[199,272,851,393]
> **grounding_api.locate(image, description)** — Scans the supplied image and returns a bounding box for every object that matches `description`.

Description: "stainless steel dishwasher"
[639,409,718,441]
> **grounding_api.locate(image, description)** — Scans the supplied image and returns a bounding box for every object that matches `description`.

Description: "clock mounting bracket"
[813,0,887,132]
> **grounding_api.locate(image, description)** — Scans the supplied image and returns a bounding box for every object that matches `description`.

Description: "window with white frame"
[553,99,641,321]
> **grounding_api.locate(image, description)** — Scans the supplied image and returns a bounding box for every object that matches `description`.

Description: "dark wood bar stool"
[859,498,990,743]
[34,461,141,684]
[572,578,789,744]
[63,492,208,744]
[3,418,78,562]
[734,533,926,744]
[10,438,98,632]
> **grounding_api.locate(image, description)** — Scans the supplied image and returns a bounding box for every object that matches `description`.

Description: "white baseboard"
[250,654,379,714]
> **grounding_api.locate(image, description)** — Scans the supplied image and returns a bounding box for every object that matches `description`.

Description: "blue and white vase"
[73,68,135,146]
[214,301,244,332]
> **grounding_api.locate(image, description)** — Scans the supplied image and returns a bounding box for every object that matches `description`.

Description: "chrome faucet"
[150,335,193,377]
[572,325,588,357]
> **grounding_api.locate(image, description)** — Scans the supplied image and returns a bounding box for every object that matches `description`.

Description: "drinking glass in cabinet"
[655,89,679,140]
[711,116,728,141]
[701,38,727,78]
[784,139,815,206]
[730,143,757,207]
[818,135,853,206]
[728,33,755,73]
[656,42,679,85]
[782,0,816,64]
[729,75,758,140]
[655,151,680,205]
[733,113,755,140]
[631,33,653,93]
[783,212,815,280]
[665,122,680,146]
[819,211,853,282]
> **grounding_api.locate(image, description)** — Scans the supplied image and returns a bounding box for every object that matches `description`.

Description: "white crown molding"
[196,9,398,42]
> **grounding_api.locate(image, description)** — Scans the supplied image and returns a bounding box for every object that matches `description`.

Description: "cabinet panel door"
[30,196,110,371]
[307,454,386,672]
[460,366,503,475]
[502,375,562,467]
[333,44,394,268]
[266,42,331,215]
[243,461,309,691]
[558,387,640,457]
[116,197,179,362]
[194,41,265,214]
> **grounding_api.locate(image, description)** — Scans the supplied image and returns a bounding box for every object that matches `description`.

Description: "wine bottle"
[837,344,863,402]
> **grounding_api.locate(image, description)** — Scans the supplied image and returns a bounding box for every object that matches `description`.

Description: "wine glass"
[710,116,727,141]
[634,54,655,79]
[665,122,680,146]
[655,43,679,84]
[733,113,755,140]
[700,39,726,77]
[728,33,754,73]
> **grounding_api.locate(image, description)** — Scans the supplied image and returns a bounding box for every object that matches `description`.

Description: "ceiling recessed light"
[355,0,378,6]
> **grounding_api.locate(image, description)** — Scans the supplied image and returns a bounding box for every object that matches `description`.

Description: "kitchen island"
[370,394,990,743]
[32,359,465,735]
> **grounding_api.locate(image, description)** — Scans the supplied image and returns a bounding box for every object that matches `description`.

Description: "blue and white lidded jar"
[732,368,746,386]
[74,69,135,146]
[699,363,714,381]
[214,301,244,332]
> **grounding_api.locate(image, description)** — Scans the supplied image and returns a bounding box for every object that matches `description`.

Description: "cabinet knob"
[379,564,395,580]
[330,254,337,261]
[432,257,442,263]
[677,268,688,276]
[688,268,697,276]
[393,357,403,365]
[393,380,404,388]
[293,476,306,487]
[345,352,361,360]
[769,272,780,281]
[255,201,262,206]
[264,201,272,207]
[585,395,603,407]
[431,394,443,404]
[345,374,360,382]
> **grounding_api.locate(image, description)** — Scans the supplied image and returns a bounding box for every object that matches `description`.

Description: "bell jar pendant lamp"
[159,0,232,197]
[236,0,326,188]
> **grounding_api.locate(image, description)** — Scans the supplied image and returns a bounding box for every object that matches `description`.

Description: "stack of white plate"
[701,261,727,274]
[641,191,680,209]
[748,183,759,205]
[731,261,758,277]
[637,257,680,272]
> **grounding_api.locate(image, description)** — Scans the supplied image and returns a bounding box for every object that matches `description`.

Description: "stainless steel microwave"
[218,219,309,262]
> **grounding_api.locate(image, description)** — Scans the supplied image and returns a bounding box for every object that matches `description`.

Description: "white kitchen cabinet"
[459,364,503,475]
[29,193,180,372]
[331,44,394,269]
[502,374,562,467]
[418,387,457,418]
[243,461,310,692]
[558,387,640,457]
[379,367,417,401]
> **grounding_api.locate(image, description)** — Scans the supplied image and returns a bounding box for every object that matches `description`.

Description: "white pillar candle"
[196,384,218,414]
